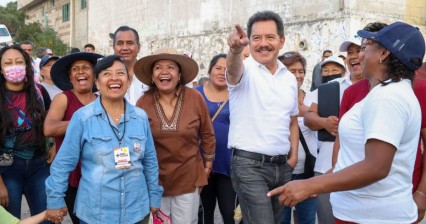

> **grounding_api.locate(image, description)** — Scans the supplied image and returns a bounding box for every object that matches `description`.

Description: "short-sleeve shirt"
[339,78,426,191]
[226,56,298,156]
[331,79,420,223]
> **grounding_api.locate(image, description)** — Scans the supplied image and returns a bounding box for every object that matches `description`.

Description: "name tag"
[114,147,131,169]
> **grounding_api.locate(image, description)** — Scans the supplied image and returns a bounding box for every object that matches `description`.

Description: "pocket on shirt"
[91,136,113,156]
[128,135,146,159]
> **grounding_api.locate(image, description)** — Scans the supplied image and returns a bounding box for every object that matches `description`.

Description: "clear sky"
[0,0,14,7]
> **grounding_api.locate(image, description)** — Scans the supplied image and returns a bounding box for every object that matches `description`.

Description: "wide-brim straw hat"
[134,48,199,86]
[51,52,104,91]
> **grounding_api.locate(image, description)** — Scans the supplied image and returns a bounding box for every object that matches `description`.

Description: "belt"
[232,148,288,165]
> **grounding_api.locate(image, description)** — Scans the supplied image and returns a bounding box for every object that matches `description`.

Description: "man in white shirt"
[226,10,299,223]
[112,26,147,105]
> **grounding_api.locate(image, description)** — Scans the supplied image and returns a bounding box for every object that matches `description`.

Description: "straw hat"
[134,48,199,85]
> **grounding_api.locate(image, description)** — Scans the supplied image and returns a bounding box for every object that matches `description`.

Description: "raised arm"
[226,24,249,85]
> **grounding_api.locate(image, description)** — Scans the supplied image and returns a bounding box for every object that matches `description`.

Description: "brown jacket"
[136,87,215,196]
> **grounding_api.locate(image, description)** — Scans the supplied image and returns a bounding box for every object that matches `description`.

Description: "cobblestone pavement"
[21,197,225,224]
[21,197,426,224]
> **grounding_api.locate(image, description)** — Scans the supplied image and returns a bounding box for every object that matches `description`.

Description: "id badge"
[114,147,131,169]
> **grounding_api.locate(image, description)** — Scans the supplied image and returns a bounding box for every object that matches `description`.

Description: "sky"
[0,0,14,7]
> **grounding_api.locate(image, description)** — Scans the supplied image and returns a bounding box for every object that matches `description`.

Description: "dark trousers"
[198,173,236,224]
[65,185,79,224]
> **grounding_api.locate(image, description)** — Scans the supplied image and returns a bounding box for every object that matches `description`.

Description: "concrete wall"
[20,0,426,90]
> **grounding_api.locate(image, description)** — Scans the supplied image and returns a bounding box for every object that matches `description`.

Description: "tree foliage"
[1,1,67,55]
[0,2,26,35]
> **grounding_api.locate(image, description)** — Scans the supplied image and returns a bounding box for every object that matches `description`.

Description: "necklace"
[100,96,126,146]
[216,102,222,108]
[113,114,124,121]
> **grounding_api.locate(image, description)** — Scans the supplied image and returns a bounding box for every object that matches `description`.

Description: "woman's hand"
[47,144,57,164]
[204,167,212,177]
[414,191,426,222]
[150,207,160,215]
[0,177,9,207]
[45,207,68,224]
[267,180,313,207]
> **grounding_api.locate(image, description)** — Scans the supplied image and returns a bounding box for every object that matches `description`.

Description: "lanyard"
[100,97,126,146]
[5,96,32,128]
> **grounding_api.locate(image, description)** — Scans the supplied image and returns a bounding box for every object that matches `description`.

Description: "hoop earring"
[379,58,383,64]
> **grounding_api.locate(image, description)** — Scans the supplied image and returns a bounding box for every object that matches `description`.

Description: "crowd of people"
[0,9,426,224]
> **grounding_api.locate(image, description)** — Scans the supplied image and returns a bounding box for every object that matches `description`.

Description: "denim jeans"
[281,173,317,224]
[1,155,49,224]
[231,153,293,224]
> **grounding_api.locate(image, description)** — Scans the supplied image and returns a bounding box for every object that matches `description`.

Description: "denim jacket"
[46,98,163,224]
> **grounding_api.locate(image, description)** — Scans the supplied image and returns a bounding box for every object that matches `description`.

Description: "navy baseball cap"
[39,55,60,69]
[357,21,425,71]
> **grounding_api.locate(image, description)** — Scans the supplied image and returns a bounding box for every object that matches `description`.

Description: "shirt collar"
[93,97,138,121]
[248,56,286,75]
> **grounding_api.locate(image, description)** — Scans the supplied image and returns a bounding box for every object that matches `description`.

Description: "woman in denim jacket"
[45,55,163,224]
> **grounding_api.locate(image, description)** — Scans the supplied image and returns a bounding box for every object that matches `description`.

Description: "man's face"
[20,44,33,57]
[346,43,362,80]
[84,47,95,53]
[113,30,140,64]
[249,20,285,69]
[322,51,332,61]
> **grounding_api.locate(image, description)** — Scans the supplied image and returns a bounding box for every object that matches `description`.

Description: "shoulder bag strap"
[211,98,228,122]
[299,127,310,156]
[5,96,33,127]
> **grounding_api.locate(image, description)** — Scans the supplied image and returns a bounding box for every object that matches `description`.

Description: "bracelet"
[416,190,426,197]
[229,48,243,55]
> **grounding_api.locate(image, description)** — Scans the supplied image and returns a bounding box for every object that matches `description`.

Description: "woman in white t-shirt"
[278,51,317,224]
[268,21,425,223]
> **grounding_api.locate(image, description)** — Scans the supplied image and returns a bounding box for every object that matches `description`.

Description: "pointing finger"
[235,24,247,38]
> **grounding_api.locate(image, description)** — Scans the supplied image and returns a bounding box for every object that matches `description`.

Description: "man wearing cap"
[112,26,147,105]
[35,48,53,71]
[303,33,362,224]
[40,55,61,99]
[226,11,299,223]
[310,50,333,91]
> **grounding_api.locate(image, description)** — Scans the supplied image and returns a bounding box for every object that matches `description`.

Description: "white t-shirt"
[311,75,352,173]
[227,56,298,156]
[294,91,318,174]
[41,82,62,99]
[125,74,147,105]
[331,79,420,223]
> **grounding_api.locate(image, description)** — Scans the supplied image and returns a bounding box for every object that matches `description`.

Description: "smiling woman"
[45,55,163,224]
[44,51,102,224]
[135,48,216,224]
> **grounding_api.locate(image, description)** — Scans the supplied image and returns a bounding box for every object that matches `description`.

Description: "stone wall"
[20,0,426,90]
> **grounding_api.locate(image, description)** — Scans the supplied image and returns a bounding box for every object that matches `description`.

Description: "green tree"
[0,2,67,56]
[0,1,26,35]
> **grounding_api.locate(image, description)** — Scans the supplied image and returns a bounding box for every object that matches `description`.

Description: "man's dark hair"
[19,40,33,47]
[247,11,284,38]
[322,50,332,56]
[84,43,95,50]
[112,26,140,46]
[362,22,388,32]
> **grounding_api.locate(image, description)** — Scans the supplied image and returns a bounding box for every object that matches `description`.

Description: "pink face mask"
[3,65,26,84]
